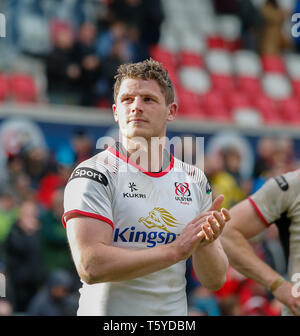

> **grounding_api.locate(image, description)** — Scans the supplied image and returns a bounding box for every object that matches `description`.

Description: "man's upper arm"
[224,199,268,240]
[65,215,113,273]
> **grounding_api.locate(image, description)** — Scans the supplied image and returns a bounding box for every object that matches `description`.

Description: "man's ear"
[167,102,177,122]
[112,104,118,123]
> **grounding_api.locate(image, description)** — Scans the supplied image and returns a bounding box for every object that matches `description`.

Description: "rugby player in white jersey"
[63,59,230,316]
[222,170,300,316]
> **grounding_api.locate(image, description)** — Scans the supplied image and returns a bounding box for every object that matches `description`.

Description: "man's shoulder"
[267,169,300,193]
[75,150,119,175]
[67,150,119,187]
[172,157,210,188]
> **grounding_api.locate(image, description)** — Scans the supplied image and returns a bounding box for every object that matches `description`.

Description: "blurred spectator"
[0,188,18,255]
[213,0,264,51]
[22,147,52,189]
[46,22,80,105]
[212,0,239,14]
[12,173,36,204]
[6,155,26,187]
[253,137,276,179]
[71,130,94,165]
[218,295,241,316]
[27,269,78,316]
[74,22,102,106]
[99,39,131,104]
[96,20,133,104]
[239,280,281,316]
[96,20,132,60]
[108,0,164,60]
[236,0,264,51]
[272,137,297,173]
[259,0,287,55]
[3,201,45,312]
[188,286,221,316]
[210,147,248,209]
[37,146,74,210]
[40,189,74,275]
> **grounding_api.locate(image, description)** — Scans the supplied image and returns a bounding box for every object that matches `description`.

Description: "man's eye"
[122,97,132,102]
[144,97,153,102]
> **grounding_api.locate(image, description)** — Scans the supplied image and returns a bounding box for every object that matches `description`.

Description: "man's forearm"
[78,242,180,284]
[221,231,280,289]
[192,239,228,291]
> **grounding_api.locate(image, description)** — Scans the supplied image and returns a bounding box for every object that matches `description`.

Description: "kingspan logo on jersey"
[113,208,183,247]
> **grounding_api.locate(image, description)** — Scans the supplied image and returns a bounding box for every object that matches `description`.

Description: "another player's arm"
[66,209,216,284]
[221,199,280,287]
[221,198,300,316]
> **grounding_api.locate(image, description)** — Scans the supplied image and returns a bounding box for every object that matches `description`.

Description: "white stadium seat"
[233,50,262,77]
[262,73,292,100]
[232,107,263,126]
[179,66,211,94]
[206,50,233,74]
[284,53,300,79]
[178,33,206,53]
[195,15,218,37]
[158,23,179,52]
[218,15,241,42]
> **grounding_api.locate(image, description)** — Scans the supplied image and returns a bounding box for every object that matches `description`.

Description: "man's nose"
[131,97,143,113]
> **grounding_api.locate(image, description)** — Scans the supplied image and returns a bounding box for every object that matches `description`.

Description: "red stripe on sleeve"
[62,210,114,229]
[248,197,270,227]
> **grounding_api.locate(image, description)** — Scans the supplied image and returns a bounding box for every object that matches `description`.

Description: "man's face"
[113,78,177,141]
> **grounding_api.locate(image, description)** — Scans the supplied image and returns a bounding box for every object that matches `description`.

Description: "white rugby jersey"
[63,143,212,316]
[249,170,300,316]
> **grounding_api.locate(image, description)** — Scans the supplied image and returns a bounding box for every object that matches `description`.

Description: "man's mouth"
[128,118,147,123]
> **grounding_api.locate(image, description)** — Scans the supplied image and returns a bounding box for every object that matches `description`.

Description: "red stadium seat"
[177,88,204,119]
[254,93,282,125]
[261,54,286,74]
[201,90,232,122]
[279,97,300,125]
[206,35,226,50]
[177,51,204,68]
[210,74,235,93]
[225,91,252,110]
[150,45,177,71]
[9,73,37,103]
[291,79,300,96]
[0,73,9,102]
[235,76,262,96]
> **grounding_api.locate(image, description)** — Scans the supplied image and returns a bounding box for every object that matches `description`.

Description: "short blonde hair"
[113,58,175,105]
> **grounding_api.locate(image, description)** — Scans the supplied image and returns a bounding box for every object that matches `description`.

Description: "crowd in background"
[0,0,300,316]
[0,129,299,316]
[0,0,164,106]
[0,0,300,107]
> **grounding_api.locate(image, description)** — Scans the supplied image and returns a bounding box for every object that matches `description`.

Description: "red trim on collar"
[107,146,174,177]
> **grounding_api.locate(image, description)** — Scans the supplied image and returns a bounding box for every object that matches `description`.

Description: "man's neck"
[117,138,170,173]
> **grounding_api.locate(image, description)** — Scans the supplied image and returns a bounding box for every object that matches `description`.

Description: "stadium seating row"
[150,45,300,126]
[0,72,37,103]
